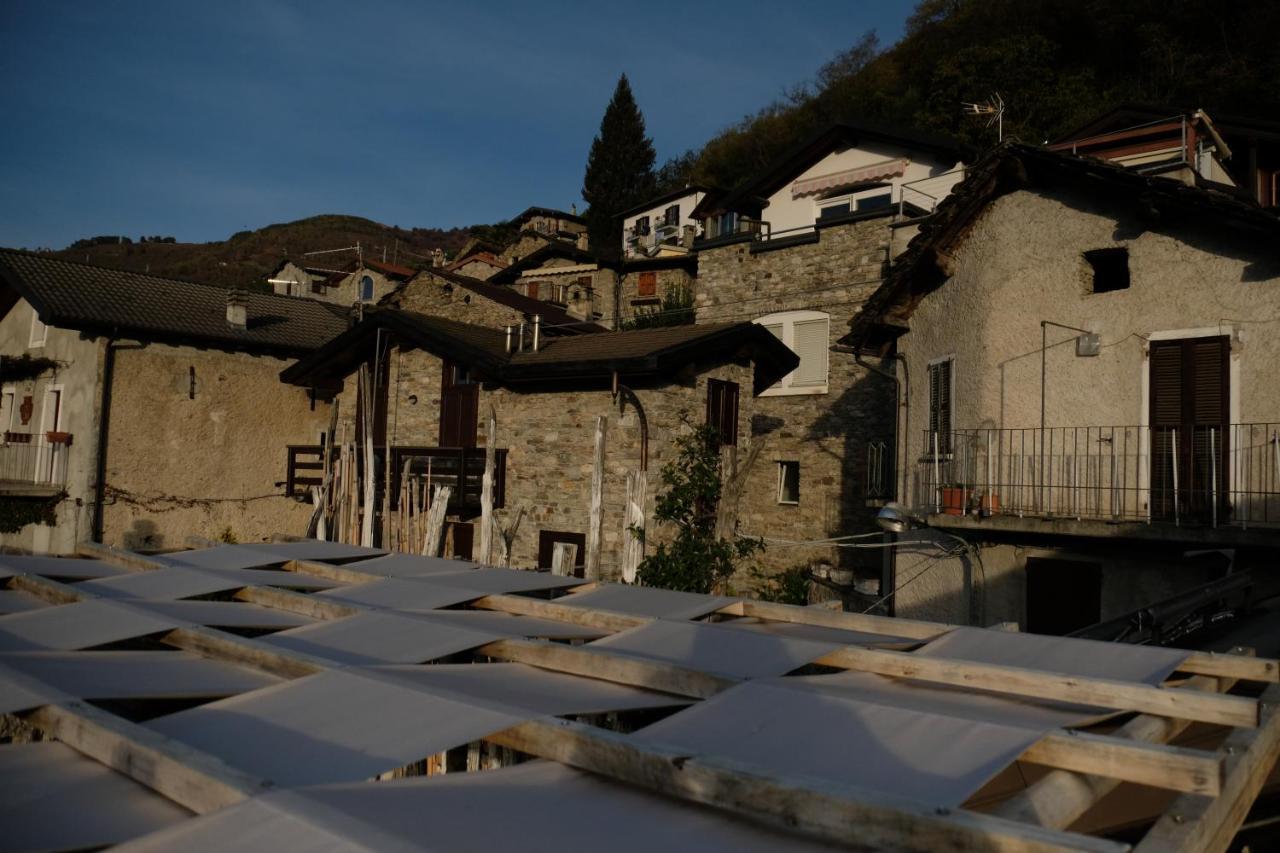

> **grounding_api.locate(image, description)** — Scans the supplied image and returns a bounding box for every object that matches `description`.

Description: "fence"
[913,424,1280,528]
[0,438,69,489]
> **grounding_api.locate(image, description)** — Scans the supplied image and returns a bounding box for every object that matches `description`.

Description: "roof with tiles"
[0,249,350,356]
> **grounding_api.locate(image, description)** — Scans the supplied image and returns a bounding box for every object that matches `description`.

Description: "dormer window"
[360,275,375,301]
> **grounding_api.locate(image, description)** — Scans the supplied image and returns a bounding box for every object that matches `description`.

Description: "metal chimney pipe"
[533,314,541,352]
[517,322,525,352]
[504,325,513,355]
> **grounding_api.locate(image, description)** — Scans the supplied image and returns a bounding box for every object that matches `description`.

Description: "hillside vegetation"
[668,0,1280,192]
[50,215,476,290]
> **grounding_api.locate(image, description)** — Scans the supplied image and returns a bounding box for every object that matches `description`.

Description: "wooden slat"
[728,598,947,641]
[162,626,325,680]
[5,573,90,605]
[75,541,168,572]
[486,717,1127,853]
[283,558,382,585]
[1134,682,1280,853]
[1179,651,1279,683]
[477,638,731,700]
[232,586,357,621]
[26,701,270,814]
[1021,730,1222,796]
[470,594,648,633]
[814,646,1259,728]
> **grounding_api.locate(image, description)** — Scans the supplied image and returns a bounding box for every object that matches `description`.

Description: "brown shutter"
[637,271,657,297]
[527,281,539,300]
[705,379,739,447]
[928,360,952,454]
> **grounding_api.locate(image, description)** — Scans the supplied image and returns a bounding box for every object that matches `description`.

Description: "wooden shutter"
[527,281,539,300]
[705,379,739,447]
[1149,337,1229,521]
[790,318,828,387]
[637,271,657,297]
[928,359,952,454]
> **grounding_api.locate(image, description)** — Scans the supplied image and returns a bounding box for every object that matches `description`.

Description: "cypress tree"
[582,74,656,257]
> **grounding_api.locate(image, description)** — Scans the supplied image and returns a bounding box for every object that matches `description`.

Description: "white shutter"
[789,318,829,387]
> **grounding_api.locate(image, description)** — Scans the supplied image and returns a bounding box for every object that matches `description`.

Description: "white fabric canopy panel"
[159,545,300,571]
[116,761,830,853]
[0,742,192,853]
[315,577,487,611]
[416,609,608,641]
[373,662,692,716]
[129,600,312,630]
[0,555,128,580]
[589,618,839,680]
[416,568,587,595]
[238,541,387,563]
[720,618,923,647]
[76,565,260,600]
[556,584,736,620]
[259,612,505,665]
[343,552,478,578]
[0,590,50,615]
[0,600,183,652]
[146,669,524,786]
[0,651,278,706]
[633,677,1052,809]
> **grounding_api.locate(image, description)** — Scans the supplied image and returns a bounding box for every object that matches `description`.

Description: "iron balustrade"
[0,436,69,489]
[913,424,1280,528]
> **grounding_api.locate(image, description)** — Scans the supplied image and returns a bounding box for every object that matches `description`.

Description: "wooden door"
[439,360,478,448]
[1150,337,1230,522]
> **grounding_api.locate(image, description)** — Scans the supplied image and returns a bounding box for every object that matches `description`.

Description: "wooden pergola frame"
[4,538,1278,852]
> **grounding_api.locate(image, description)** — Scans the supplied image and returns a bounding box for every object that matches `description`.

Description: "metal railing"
[913,424,1280,528]
[898,167,967,217]
[0,437,69,489]
[865,439,892,500]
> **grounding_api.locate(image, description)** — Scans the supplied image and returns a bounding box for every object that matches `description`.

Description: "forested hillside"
[666,0,1280,192]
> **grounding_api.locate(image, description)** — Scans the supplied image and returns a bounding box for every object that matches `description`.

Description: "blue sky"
[0,0,916,249]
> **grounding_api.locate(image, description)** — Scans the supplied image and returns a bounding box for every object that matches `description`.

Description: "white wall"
[622,190,704,256]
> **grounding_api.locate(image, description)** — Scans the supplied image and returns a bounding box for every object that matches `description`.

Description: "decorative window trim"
[29,311,48,348]
[754,310,830,396]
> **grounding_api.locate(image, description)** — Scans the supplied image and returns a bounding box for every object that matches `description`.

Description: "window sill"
[777,500,800,506]
[759,385,828,397]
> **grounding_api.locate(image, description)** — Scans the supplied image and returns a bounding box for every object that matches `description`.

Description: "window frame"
[705,378,739,448]
[776,460,800,505]
[926,355,955,458]
[359,275,375,302]
[29,310,48,348]
[754,310,830,396]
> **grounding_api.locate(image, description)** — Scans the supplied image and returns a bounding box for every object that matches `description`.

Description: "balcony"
[0,433,70,496]
[911,425,1280,543]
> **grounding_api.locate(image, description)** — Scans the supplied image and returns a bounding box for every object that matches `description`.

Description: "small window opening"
[777,461,800,504]
[1085,248,1130,293]
[360,275,375,301]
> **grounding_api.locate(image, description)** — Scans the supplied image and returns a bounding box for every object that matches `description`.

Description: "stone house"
[688,123,973,577]
[0,251,347,554]
[444,250,507,281]
[268,256,416,305]
[280,310,796,580]
[489,242,618,330]
[844,143,1280,630]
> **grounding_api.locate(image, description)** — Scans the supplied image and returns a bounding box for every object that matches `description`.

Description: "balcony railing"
[285,445,507,512]
[0,434,69,490]
[913,424,1280,529]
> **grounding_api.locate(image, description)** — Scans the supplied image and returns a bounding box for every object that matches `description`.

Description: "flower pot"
[941,487,970,515]
[980,492,1000,516]
[45,431,72,446]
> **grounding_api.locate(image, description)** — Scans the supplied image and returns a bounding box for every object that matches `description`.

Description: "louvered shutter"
[928,359,952,455]
[790,318,829,387]
[1149,342,1183,427]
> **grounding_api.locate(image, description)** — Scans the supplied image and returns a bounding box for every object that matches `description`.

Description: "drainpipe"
[92,335,118,543]
[504,325,513,355]
[532,314,541,353]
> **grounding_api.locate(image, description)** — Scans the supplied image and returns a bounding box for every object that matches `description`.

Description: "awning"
[791,158,908,199]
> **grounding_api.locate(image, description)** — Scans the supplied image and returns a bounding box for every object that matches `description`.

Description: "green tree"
[582,74,656,258]
[636,424,761,594]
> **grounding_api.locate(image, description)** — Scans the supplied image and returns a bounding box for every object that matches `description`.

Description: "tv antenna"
[962,92,1005,142]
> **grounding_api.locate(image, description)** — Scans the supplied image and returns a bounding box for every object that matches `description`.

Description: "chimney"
[576,233,589,251]
[532,314,541,352]
[432,248,445,268]
[226,290,247,330]
[505,325,513,355]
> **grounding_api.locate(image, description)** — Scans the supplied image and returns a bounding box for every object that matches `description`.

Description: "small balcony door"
[1149,337,1229,522]
[439,360,478,448]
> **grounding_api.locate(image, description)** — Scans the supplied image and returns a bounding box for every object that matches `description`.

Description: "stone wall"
[693,218,898,578]
[101,343,332,550]
[393,272,527,329]
[617,266,695,327]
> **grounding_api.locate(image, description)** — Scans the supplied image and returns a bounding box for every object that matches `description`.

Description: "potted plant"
[941,483,971,515]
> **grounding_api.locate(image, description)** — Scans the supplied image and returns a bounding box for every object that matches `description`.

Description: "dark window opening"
[856,193,893,211]
[818,202,850,221]
[777,461,800,504]
[927,358,952,456]
[1026,558,1101,635]
[634,215,650,236]
[663,204,680,227]
[705,378,739,448]
[538,530,587,577]
[1085,248,1130,293]
[360,275,375,301]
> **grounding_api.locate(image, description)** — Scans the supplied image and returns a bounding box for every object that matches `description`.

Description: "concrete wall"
[100,343,332,550]
[694,217,897,577]
[762,143,962,235]
[0,299,103,553]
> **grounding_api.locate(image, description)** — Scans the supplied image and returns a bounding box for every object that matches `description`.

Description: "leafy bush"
[622,283,695,330]
[752,564,812,606]
[635,423,761,594]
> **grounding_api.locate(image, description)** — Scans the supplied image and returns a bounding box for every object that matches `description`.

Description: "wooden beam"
[232,586,357,621]
[75,541,168,572]
[477,638,731,700]
[162,626,325,680]
[6,573,92,605]
[1021,730,1222,796]
[284,558,380,585]
[184,535,220,549]
[470,594,647,633]
[26,701,270,814]
[813,646,1259,728]
[729,598,947,641]
[1179,650,1279,683]
[1134,682,1280,853]
[486,717,1126,853]
[584,415,605,580]
[479,405,496,566]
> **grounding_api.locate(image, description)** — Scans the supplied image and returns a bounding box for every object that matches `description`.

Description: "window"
[634,215,650,236]
[1085,248,1130,293]
[754,311,829,396]
[856,193,892,211]
[29,311,47,348]
[717,212,738,237]
[1,387,14,433]
[360,275,375,301]
[311,280,325,294]
[663,204,680,227]
[527,280,539,300]
[818,201,851,221]
[636,271,657,298]
[705,379,739,447]
[777,461,800,504]
[927,357,953,456]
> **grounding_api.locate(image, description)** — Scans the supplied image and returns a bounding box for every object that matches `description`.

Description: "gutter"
[91,335,117,543]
